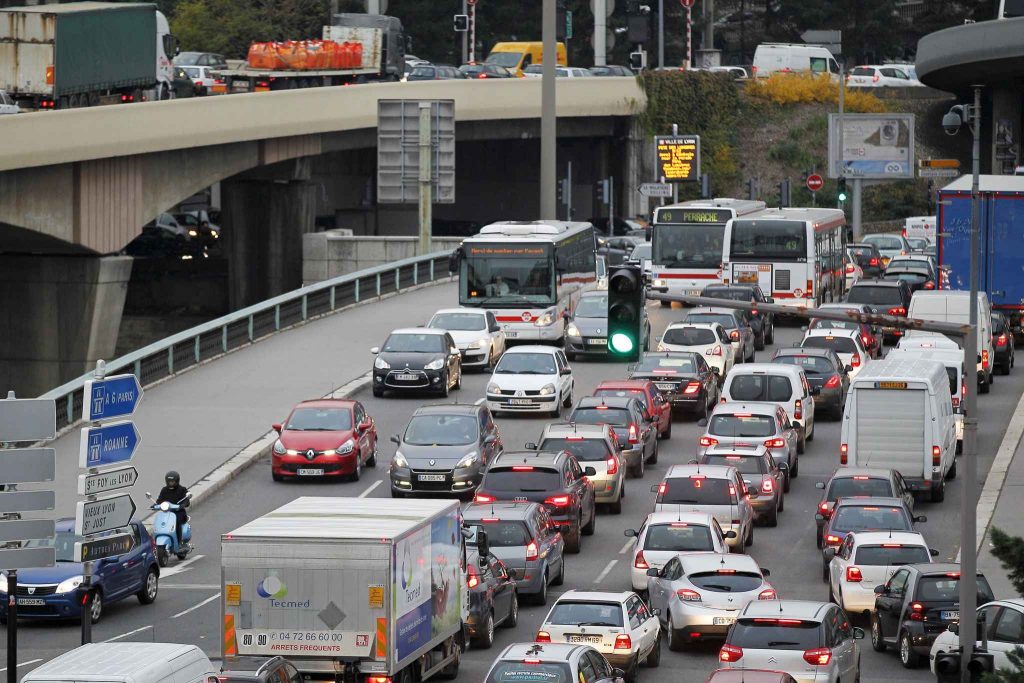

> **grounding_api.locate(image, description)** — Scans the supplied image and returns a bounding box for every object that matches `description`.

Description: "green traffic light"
[838,192,848,202]
[610,333,635,354]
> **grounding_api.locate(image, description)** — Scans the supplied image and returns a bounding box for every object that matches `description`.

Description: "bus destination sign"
[655,135,701,183]
[656,208,732,225]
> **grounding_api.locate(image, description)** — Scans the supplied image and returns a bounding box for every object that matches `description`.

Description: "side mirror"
[624,528,637,537]
[815,482,825,489]
[646,568,660,577]
[650,484,662,493]
[612,668,626,682]
[697,418,708,427]
[916,515,928,523]
[814,513,825,521]
[490,325,501,333]
[723,530,737,539]
[845,364,854,373]
[584,466,597,477]
[272,423,282,434]
[712,367,721,375]
[560,367,572,375]
[766,297,775,304]
[853,627,866,640]
[930,548,939,557]
[370,346,380,355]
[357,420,372,432]
[874,584,887,595]
[651,607,661,616]
[390,434,401,444]
[525,441,538,450]
[761,568,771,577]
[823,548,837,560]
[811,386,821,396]
[948,623,960,635]
[482,434,497,445]
[476,529,490,557]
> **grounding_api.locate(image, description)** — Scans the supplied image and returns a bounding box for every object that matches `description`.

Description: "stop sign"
[680,0,695,7]
[806,173,824,192]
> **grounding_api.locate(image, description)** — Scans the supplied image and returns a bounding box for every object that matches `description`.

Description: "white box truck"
[839,358,957,502]
[886,345,965,453]
[221,497,469,681]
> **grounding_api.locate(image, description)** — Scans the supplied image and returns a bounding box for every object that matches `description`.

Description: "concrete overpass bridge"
[0,77,646,396]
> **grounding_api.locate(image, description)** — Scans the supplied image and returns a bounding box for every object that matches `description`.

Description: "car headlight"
[424,358,445,371]
[487,382,502,394]
[188,229,198,237]
[335,438,355,455]
[456,451,480,468]
[273,439,286,455]
[56,575,84,594]
[654,279,666,288]
[566,323,581,337]
[656,344,666,351]
[0,573,7,593]
[539,383,556,396]
[374,356,391,370]
[211,230,219,239]
[392,452,409,468]
[477,338,490,349]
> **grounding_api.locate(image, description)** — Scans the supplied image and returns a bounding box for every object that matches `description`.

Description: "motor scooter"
[146,491,193,567]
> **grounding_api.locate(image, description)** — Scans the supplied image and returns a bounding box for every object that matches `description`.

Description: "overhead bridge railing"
[41,251,453,431]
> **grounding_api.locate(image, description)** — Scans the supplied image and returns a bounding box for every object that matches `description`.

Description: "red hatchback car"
[593,380,673,439]
[271,399,378,482]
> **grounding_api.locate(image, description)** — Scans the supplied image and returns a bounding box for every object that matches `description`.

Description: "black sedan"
[459,63,515,79]
[993,311,1015,375]
[628,351,719,419]
[466,540,519,649]
[701,283,776,349]
[770,347,849,419]
[848,243,885,277]
[371,328,462,397]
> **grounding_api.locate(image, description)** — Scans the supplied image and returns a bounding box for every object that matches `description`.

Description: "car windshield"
[917,576,994,603]
[729,219,808,260]
[884,272,929,285]
[429,312,486,332]
[630,245,652,260]
[634,355,698,374]
[661,477,735,505]
[727,374,793,402]
[703,454,764,475]
[803,335,858,354]
[467,520,530,547]
[846,285,905,306]
[643,523,715,551]
[571,407,631,427]
[855,545,931,565]
[494,352,557,374]
[810,318,861,332]
[23,530,86,563]
[485,661,571,683]
[830,506,910,532]
[484,467,562,491]
[404,414,478,446]
[594,388,651,409]
[688,571,763,593]
[539,438,611,462]
[827,477,893,501]
[175,53,202,65]
[663,327,717,346]
[866,236,904,250]
[383,333,444,353]
[704,288,754,302]
[773,354,836,375]
[546,601,624,627]
[286,407,352,431]
[485,52,524,68]
[708,414,776,437]
[730,619,821,650]
[685,314,737,330]
[575,296,607,318]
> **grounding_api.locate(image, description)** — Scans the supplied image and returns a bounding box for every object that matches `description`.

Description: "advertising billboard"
[828,113,915,180]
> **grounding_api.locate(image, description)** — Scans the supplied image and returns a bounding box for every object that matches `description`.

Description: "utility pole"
[366,0,380,14]
[469,0,477,64]
[461,0,468,64]
[418,103,433,255]
[703,0,714,59]
[657,0,664,68]
[541,0,557,219]
[595,0,607,66]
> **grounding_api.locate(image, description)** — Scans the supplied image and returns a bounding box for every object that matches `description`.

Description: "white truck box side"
[0,11,55,97]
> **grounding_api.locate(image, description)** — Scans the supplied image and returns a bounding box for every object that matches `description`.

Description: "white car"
[624,511,731,592]
[846,65,919,87]
[536,590,661,680]
[930,599,1024,676]
[657,322,734,380]
[720,363,816,449]
[179,65,221,95]
[862,233,912,266]
[844,249,863,289]
[0,90,20,115]
[800,328,870,381]
[826,531,936,617]
[652,464,754,552]
[486,345,574,417]
[523,65,594,78]
[427,307,506,370]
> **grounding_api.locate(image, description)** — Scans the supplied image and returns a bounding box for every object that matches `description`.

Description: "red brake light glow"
[932,445,941,466]
[719,644,743,662]
[628,423,639,443]
[699,436,718,447]
[888,307,907,316]
[758,587,777,600]
[474,493,495,503]
[614,634,632,650]
[761,477,774,494]
[683,382,701,395]
[676,588,701,601]
[851,353,862,368]
[840,443,848,465]
[825,375,841,388]
[606,455,618,475]
[535,631,551,643]
[803,648,833,666]
[512,466,535,471]
[826,535,841,545]
[544,495,570,507]
[764,438,785,449]
[845,566,863,582]
[910,602,925,621]
[634,550,649,569]
[525,541,539,561]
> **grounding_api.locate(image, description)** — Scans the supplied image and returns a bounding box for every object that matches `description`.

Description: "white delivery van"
[840,358,957,503]
[904,216,936,245]
[752,43,840,79]
[886,346,965,453]
[20,642,217,683]
[907,290,994,393]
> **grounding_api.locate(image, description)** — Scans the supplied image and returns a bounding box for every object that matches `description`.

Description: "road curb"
[972,383,1024,556]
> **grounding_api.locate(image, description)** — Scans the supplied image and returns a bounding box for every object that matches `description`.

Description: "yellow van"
[484,41,567,77]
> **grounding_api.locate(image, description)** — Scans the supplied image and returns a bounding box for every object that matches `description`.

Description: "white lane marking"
[619,538,636,555]
[161,583,221,590]
[594,560,618,583]
[0,659,42,673]
[159,554,204,578]
[172,592,221,619]
[104,624,153,642]
[359,480,382,498]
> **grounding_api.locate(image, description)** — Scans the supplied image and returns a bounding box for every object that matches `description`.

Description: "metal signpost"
[806,173,823,207]
[680,0,694,69]
[468,0,477,64]
[0,392,57,683]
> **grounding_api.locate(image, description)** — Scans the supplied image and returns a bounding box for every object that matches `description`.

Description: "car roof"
[665,321,723,330]
[773,346,833,357]
[665,464,737,479]
[294,398,355,410]
[711,401,780,417]
[729,362,803,376]
[505,345,559,354]
[829,466,895,479]
[492,450,565,467]
[412,403,481,416]
[703,444,771,457]
[498,642,587,660]
[913,563,972,576]
[596,380,653,390]
[463,501,539,519]
[848,530,926,546]
[833,496,905,508]
[851,278,905,288]
[575,396,639,409]
[804,328,861,338]
[681,551,761,574]
[390,327,446,335]
[541,423,611,438]
[555,589,634,604]
[644,510,717,526]
[741,600,831,620]
[432,307,487,315]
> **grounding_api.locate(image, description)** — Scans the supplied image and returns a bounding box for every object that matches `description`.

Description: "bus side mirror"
[448,249,461,274]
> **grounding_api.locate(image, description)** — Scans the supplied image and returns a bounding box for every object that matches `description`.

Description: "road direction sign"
[919,167,960,178]
[0,546,55,570]
[83,374,143,422]
[806,174,824,192]
[74,531,135,563]
[0,518,55,544]
[0,490,55,514]
[638,182,673,198]
[79,421,141,469]
[0,448,55,484]
[0,396,56,443]
[75,493,136,536]
[78,466,139,497]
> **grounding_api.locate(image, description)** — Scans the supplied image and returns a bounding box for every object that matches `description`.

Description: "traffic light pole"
[461,0,468,64]
[541,0,557,220]
[851,178,863,241]
[594,0,607,66]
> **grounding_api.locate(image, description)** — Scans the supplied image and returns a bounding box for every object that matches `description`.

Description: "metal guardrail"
[41,251,453,431]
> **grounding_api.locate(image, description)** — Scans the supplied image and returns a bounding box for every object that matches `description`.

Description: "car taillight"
[840,443,848,464]
[545,495,570,507]
[851,353,861,368]
[719,644,743,662]
[764,438,785,449]
[819,500,831,515]
[910,602,924,621]
[997,333,1008,347]
[536,631,551,642]
[862,333,873,347]
[606,455,618,475]
[924,281,935,290]
[932,445,941,466]
[467,565,480,588]
[676,588,701,601]
[825,375,841,388]
[794,399,803,420]
[711,345,723,356]
[758,587,777,600]
[474,493,495,503]
[888,307,906,316]
[614,634,632,650]
[845,566,863,582]
[683,382,701,395]
[655,482,667,495]
[367,677,392,683]
[846,264,855,274]
[634,550,649,569]
[872,73,880,83]
[826,534,841,545]
[761,477,774,494]
[983,349,990,370]
[526,541,539,561]
[869,257,879,266]
[700,436,719,447]
[730,330,739,340]
[803,648,832,666]
[628,423,639,443]
[952,396,960,408]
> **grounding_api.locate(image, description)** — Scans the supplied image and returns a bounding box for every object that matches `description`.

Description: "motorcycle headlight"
[539,383,556,396]
[160,501,170,511]
[273,439,286,455]
[456,451,480,468]
[392,452,409,468]
[477,338,490,349]
[487,382,502,395]
[56,575,84,594]
[188,229,198,237]
[335,438,355,455]
[374,356,391,370]
[424,358,445,371]
[566,323,581,338]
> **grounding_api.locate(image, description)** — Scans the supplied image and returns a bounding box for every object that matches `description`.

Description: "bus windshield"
[460,245,555,306]
[730,220,808,261]
[653,224,725,269]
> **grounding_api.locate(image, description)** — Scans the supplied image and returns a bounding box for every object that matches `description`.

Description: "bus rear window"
[730,220,808,260]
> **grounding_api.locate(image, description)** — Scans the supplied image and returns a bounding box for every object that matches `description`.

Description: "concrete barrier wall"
[303,230,463,284]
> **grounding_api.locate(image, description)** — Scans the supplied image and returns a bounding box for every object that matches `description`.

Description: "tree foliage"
[171,0,330,57]
[981,527,1024,682]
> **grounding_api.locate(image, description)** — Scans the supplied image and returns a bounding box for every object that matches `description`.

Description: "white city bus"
[649,198,767,306]
[722,207,847,308]
[452,221,597,342]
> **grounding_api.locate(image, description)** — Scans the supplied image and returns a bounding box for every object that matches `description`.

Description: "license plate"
[713,616,736,626]
[418,474,446,482]
[297,468,324,476]
[505,331,519,338]
[941,611,959,621]
[568,635,602,644]
[587,339,607,345]
[17,598,45,606]
[656,383,676,391]
[687,289,703,296]
[509,399,532,405]
[395,373,419,380]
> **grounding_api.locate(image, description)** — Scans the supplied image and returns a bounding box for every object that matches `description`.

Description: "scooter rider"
[156,471,190,546]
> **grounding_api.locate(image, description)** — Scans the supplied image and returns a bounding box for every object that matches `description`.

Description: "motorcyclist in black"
[156,471,190,546]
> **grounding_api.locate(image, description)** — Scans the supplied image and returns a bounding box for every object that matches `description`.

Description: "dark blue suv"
[0,519,159,624]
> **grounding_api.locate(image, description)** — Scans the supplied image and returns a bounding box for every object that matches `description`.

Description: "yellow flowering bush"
[745,73,887,113]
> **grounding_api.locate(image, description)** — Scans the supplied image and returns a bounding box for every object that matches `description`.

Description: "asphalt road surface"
[7,301,1023,683]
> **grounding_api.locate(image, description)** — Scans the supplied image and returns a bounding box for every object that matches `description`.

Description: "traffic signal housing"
[935,649,994,683]
[453,14,468,31]
[607,265,644,361]
[837,177,848,204]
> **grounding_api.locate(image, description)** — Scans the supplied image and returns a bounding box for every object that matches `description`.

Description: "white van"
[752,43,840,80]
[840,358,957,503]
[886,346,965,453]
[907,290,994,393]
[904,215,936,245]
[21,642,218,683]
[721,363,816,450]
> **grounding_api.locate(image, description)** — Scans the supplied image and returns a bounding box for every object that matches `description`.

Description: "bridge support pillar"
[0,254,132,397]
[223,175,316,309]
